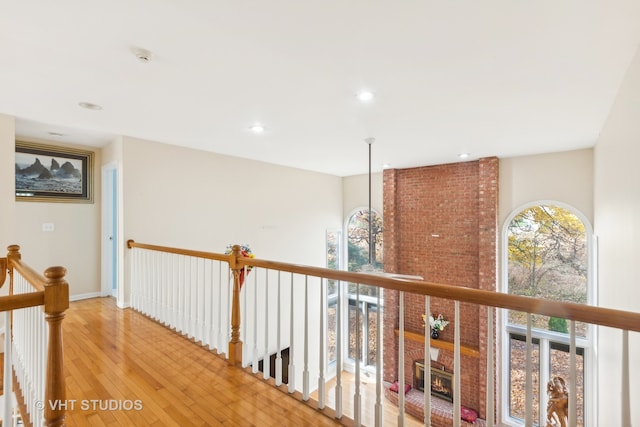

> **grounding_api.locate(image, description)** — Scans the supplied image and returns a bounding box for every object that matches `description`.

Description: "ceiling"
[2,1,639,177]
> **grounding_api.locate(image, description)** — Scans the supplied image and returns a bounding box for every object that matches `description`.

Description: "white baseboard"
[69,292,103,302]
[69,292,130,309]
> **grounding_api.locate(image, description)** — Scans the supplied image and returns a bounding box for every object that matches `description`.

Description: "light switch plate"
[42,223,55,232]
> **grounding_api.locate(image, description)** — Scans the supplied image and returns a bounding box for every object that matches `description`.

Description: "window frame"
[500,201,597,426]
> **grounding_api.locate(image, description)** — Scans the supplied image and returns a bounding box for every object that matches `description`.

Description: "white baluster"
[397,290,405,427]
[486,307,494,427]
[334,279,343,419]
[374,286,382,427]
[216,261,224,353]
[424,296,431,427]
[252,267,259,374]
[303,276,310,401]
[454,301,461,427]
[622,330,630,427]
[318,278,325,409]
[569,320,577,427]
[275,271,283,386]
[525,314,533,427]
[288,273,296,394]
[354,283,362,427]
[263,270,270,380]
[3,311,12,423]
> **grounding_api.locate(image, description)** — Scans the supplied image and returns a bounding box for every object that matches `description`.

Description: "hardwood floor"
[56,297,425,426]
[61,297,342,427]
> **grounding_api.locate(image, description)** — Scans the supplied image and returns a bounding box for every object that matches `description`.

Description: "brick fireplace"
[382,157,498,418]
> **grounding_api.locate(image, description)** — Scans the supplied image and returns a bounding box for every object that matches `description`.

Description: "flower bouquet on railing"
[225,244,254,288]
[421,313,449,339]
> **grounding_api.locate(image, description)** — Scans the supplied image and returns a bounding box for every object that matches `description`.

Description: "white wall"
[10,136,102,298]
[0,114,16,255]
[594,47,640,425]
[0,114,16,301]
[499,148,593,227]
[119,135,343,267]
[342,172,383,219]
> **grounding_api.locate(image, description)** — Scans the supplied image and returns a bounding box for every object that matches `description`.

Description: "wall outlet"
[42,223,55,232]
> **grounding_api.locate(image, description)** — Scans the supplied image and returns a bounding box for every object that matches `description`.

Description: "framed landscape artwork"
[15,141,94,203]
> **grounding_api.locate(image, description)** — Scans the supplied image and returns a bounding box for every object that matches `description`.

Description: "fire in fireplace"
[413,360,454,402]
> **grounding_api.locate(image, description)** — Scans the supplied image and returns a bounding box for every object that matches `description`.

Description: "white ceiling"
[2,1,639,177]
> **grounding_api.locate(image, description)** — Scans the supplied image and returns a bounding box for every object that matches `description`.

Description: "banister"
[127,239,640,333]
[4,245,68,427]
[0,292,45,311]
[127,239,229,262]
[9,256,47,292]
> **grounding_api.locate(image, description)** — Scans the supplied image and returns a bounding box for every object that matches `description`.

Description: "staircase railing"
[127,240,640,427]
[1,245,69,427]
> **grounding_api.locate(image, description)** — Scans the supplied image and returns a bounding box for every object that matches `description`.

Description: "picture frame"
[15,141,94,203]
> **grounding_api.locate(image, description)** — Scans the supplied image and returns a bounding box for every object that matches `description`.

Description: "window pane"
[327,301,337,363]
[367,303,378,366]
[507,205,588,336]
[549,343,584,427]
[348,301,361,360]
[509,334,540,424]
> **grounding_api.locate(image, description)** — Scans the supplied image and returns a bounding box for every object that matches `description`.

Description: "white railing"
[1,245,69,427]
[129,246,231,356]
[128,240,640,427]
[11,271,47,427]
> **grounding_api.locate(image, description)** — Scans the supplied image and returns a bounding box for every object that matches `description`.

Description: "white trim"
[69,292,104,302]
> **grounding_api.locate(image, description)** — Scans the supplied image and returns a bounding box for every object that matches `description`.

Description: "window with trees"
[346,209,383,367]
[326,229,340,366]
[504,204,591,426]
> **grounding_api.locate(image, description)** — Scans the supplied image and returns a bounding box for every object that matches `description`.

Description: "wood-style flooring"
[62,297,343,427]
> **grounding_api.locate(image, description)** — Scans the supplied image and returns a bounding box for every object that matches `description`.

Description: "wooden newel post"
[43,266,69,427]
[228,244,243,367]
[7,245,21,293]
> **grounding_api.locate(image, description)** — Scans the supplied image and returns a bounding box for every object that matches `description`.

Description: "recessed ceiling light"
[249,124,265,133]
[78,102,102,111]
[458,152,471,159]
[357,91,375,102]
[383,163,392,169]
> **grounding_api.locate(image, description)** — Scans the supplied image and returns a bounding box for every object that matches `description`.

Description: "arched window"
[502,203,593,426]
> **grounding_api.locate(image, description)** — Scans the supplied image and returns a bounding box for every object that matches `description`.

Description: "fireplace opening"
[413,359,454,402]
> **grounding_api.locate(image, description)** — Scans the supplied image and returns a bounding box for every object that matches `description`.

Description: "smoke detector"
[131,47,153,63]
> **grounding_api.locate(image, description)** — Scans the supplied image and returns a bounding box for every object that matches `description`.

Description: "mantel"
[394,329,480,358]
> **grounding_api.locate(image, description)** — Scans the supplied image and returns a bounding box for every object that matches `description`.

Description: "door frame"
[101,161,124,306]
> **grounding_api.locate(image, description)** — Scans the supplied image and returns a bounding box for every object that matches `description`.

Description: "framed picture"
[15,141,94,203]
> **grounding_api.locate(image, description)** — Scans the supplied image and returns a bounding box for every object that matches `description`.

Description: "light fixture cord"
[368,140,373,265]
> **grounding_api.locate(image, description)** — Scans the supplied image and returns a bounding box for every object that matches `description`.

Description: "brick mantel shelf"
[395,329,480,358]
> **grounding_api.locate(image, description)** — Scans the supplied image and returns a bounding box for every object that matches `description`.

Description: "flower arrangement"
[421,313,449,331]
[225,244,254,271]
[225,244,254,287]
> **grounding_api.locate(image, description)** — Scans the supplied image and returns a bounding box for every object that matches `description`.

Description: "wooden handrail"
[0,292,45,311]
[127,239,229,262]
[127,239,640,333]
